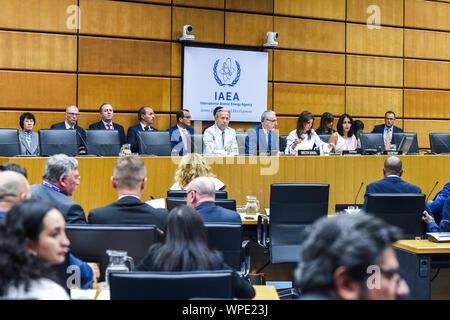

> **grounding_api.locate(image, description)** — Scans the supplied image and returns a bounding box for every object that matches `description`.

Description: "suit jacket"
[371,124,403,145]
[87,196,168,229]
[88,121,126,146]
[245,124,279,155]
[195,202,241,224]
[30,184,87,224]
[167,125,195,155]
[127,124,158,153]
[429,182,450,217]
[18,130,40,155]
[51,122,87,151]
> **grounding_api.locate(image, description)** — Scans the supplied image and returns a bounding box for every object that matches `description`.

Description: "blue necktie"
[267,131,271,153]
[222,131,225,150]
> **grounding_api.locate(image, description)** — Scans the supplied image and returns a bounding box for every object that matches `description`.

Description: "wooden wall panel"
[274,0,346,20]
[78,37,171,76]
[172,7,224,43]
[273,84,345,116]
[275,17,345,52]
[404,90,450,119]
[172,43,182,77]
[132,0,170,3]
[347,24,403,57]
[274,51,345,84]
[225,12,273,47]
[0,71,76,110]
[226,0,273,13]
[0,0,78,33]
[173,0,224,8]
[347,55,403,87]
[78,75,171,112]
[172,78,182,111]
[347,0,404,26]
[405,29,450,60]
[79,0,171,40]
[0,31,77,71]
[276,116,298,135]
[346,87,403,118]
[405,59,450,89]
[404,120,450,149]
[405,0,450,31]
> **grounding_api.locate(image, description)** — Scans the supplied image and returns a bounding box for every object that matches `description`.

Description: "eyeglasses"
[266,119,277,123]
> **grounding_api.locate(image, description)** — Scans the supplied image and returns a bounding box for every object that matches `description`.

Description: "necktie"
[183,130,188,151]
[267,131,271,153]
[107,123,112,130]
[144,126,150,131]
[386,128,391,150]
[222,131,225,150]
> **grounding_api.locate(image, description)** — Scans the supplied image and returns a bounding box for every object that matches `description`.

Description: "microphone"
[426,181,439,202]
[76,130,88,154]
[354,182,364,205]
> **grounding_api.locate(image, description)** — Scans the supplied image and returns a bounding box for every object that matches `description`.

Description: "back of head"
[113,156,146,190]
[384,156,402,176]
[187,176,216,201]
[174,153,214,189]
[0,171,31,210]
[0,162,28,178]
[295,213,400,296]
[43,154,78,183]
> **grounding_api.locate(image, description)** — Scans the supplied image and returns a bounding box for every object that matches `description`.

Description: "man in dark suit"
[30,154,86,224]
[51,105,87,154]
[88,103,126,146]
[87,156,167,229]
[371,111,403,150]
[186,177,241,224]
[127,106,158,153]
[245,110,280,155]
[167,109,195,156]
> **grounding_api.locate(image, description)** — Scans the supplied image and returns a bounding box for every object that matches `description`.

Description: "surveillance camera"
[264,32,278,47]
[179,25,195,41]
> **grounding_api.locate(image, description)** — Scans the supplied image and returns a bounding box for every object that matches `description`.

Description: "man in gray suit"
[30,154,86,224]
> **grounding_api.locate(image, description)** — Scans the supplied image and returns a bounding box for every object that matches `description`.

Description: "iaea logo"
[213,58,241,87]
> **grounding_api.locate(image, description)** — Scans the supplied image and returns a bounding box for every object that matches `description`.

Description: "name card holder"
[298,150,320,156]
[343,150,363,156]
[383,150,402,155]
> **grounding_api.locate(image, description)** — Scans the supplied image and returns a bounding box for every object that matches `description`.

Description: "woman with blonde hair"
[170,153,225,191]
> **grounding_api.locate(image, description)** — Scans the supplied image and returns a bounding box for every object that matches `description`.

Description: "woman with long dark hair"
[329,114,358,153]
[315,112,335,135]
[137,205,255,299]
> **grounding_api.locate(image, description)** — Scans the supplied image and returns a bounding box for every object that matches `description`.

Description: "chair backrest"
[318,134,331,143]
[166,198,236,212]
[429,133,450,154]
[393,132,419,154]
[205,222,242,271]
[235,132,247,155]
[86,130,121,156]
[138,131,172,156]
[0,129,20,156]
[279,135,287,153]
[188,133,204,154]
[65,224,160,280]
[109,270,234,300]
[39,129,79,156]
[167,190,228,199]
[360,133,384,153]
[366,193,426,239]
[269,183,329,264]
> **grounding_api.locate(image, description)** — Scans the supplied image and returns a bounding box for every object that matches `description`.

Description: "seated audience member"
[51,105,87,154]
[428,182,450,219]
[202,106,223,134]
[88,103,126,146]
[245,110,280,156]
[294,213,409,300]
[127,106,158,153]
[136,205,255,299]
[88,156,167,228]
[423,197,450,232]
[371,111,403,150]
[167,109,195,156]
[285,111,334,155]
[0,162,28,177]
[328,114,358,154]
[203,108,239,156]
[18,112,40,156]
[186,177,240,223]
[315,112,335,135]
[0,170,31,219]
[30,154,86,224]
[353,120,365,149]
[0,199,70,299]
[170,153,225,191]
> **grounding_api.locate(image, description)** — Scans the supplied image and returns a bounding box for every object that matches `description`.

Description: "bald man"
[0,170,31,218]
[51,105,87,154]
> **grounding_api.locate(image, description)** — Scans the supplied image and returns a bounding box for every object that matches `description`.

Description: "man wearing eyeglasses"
[245,110,281,156]
[167,109,195,156]
[371,111,403,150]
[51,105,87,154]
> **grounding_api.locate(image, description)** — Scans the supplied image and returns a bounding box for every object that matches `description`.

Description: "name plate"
[343,150,362,156]
[298,150,320,156]
[383,150,402,155]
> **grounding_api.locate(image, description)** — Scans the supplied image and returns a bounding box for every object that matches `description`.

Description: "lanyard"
[41,181,64,194]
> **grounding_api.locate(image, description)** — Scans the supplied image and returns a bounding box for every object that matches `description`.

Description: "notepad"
[427,232,450,243]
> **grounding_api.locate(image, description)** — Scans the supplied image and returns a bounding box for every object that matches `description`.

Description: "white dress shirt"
[285,129,332,155]
[203,124,239,156]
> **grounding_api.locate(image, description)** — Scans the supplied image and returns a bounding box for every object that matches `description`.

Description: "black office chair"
[109,270,234,300]
[205,222,250,276]
[0,129,20,156]
[235,131,247,155]
[39,129,79,156]
[429,133,450,154]
[166,198,236,212]
[65,224,162,281]
[279,135,287,153]
[138,131,172,156]
[257,183,329,298]
[86,130,121,156]
[188,133,204,154]
[167,190,228,199]
[393,133,419,155]
[318,134,331,143]
[360,133,385,154]
[366,193,426,239]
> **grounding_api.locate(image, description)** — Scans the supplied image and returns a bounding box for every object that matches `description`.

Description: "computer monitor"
[188,133,204,154]
[138,131,172,156]
[394,133,419,155]
[39,129,79,156]
[166,190,228,199]
[86,130,121,156]
[0,129,20,156]
[360,133,384,154]
[318,134,331,143]
[397,135,414,155]
[166,198,236,212]
[366,193,426,239]
[429,133,450,154]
